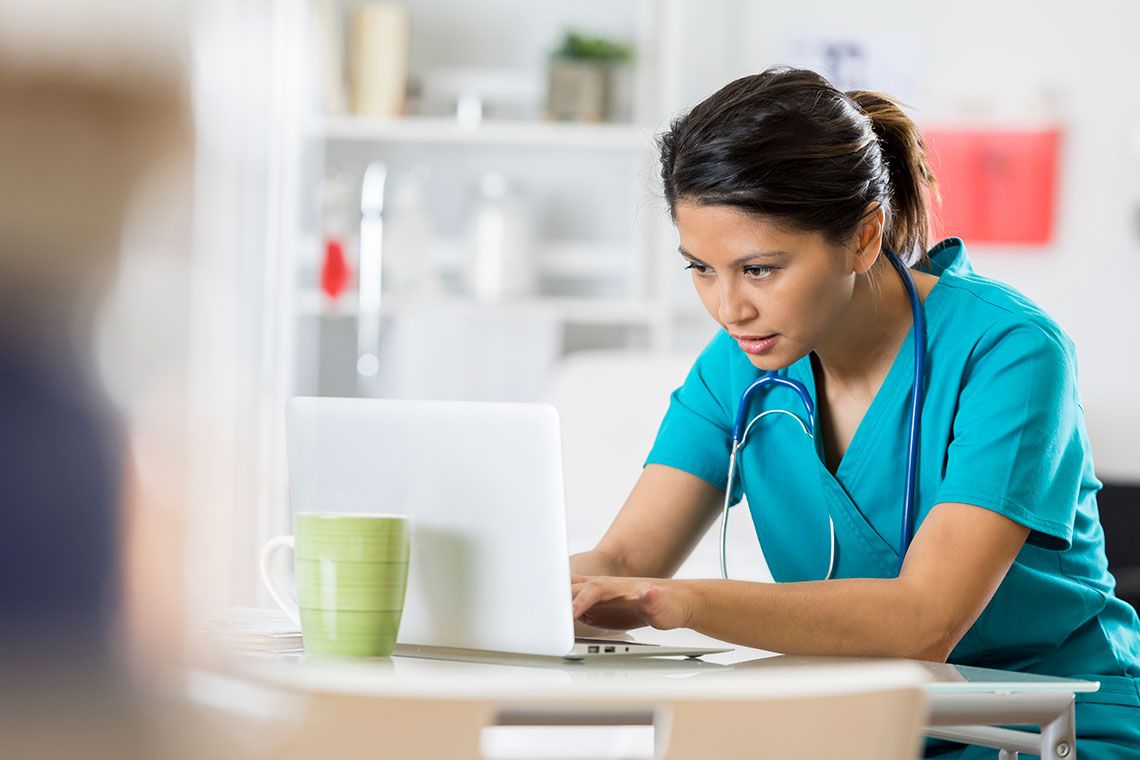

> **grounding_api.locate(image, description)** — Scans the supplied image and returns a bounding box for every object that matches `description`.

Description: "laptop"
[285,396,730,662]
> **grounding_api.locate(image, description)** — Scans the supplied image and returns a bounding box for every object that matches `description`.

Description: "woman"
[569,66,1140,757]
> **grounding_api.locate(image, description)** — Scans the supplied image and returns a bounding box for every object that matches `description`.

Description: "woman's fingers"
[570,576,685,632]
[571,578,614,619]
[572,577,650,618]
[572,577,638,618]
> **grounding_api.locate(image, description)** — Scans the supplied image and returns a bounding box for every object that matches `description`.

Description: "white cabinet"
[286,0,707,401]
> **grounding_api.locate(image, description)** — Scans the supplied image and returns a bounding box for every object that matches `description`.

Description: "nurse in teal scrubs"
[569,66,1140,758]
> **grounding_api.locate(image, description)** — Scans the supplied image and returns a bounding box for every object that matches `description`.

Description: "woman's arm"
[570,463,725,580]
[572,501,1030,661]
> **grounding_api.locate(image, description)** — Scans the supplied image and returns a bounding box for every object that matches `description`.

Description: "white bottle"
[383,166,439,298]
[465,172,534,302]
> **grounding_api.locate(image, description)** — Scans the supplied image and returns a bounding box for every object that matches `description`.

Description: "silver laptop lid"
[286,397,575,657]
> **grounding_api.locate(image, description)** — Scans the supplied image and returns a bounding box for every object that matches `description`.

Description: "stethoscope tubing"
[883,249,927,573]
[721,248,925,580]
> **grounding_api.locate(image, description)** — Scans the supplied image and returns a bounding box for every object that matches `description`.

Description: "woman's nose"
[717,281,758,326]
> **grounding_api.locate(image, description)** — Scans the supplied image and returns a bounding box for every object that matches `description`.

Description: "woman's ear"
[853,202,885,275]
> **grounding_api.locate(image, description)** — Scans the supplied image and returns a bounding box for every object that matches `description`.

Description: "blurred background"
[2,1,1140,744]
[192,0,1140,615]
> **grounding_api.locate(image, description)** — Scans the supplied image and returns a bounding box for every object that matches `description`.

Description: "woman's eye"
[683,262,778,279]
[744,265,776,279]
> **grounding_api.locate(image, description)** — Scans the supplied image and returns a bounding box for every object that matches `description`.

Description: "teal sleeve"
[934,322,1081,550]
[643,332,744,505]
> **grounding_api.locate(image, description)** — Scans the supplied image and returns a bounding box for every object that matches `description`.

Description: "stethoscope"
[719,248,927,581]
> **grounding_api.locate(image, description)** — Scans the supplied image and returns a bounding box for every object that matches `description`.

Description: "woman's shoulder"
[924,238,1075,358]
[932,269,1077,364]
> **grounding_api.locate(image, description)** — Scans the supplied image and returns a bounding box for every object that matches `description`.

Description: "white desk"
[640,628,1098,760]
[217,629,1098,760]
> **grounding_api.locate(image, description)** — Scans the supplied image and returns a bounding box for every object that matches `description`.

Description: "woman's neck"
[812,259,931,394]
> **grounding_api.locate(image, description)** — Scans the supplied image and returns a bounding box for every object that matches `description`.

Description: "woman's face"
[674,201,862,371]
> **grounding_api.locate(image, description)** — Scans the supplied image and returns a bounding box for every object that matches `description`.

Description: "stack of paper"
[201,607,304,653]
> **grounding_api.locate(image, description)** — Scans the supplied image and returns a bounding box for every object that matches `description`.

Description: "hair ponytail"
[845,90,941,266]
[659,67,941,269]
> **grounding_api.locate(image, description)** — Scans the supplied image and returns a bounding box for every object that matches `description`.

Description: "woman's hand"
[570,575,694,632]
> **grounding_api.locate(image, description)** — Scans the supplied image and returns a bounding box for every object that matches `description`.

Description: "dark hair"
[658,66,940,267]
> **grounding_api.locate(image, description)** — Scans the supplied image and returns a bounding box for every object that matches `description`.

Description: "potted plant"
[546,30,634,123]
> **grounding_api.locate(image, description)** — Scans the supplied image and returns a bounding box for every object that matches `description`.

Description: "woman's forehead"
[675,203,823,260]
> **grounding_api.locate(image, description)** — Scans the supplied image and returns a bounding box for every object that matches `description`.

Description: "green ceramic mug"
[259,512,410,657]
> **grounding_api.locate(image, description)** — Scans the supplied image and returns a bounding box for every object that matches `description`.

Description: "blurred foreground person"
[0,2,195,757]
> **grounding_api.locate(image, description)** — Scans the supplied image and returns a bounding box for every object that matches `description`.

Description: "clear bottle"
[464,172,534,302]
[383,166,439,299]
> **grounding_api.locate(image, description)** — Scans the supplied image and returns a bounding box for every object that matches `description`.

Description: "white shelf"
[297,237,636,281]
[310,115,653,150]
[295,291,662,326]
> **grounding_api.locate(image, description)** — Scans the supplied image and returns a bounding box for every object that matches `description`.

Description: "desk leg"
[1039,699,1076,760]
[926,692,1078,760]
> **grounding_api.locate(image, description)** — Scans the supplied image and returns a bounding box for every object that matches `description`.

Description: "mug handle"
[259,535,300,626]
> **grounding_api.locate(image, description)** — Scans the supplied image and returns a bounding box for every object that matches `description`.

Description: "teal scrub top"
[645,238,1140,715]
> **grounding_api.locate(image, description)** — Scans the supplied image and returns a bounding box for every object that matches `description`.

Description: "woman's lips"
[734,334,778,355]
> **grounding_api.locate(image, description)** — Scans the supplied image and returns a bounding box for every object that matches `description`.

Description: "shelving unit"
[288,0,690,400]
[296,291,663,325]
[311,114,656,150]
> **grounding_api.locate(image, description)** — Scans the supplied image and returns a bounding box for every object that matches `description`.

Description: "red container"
[924,128,1061,245]
[320,237,351,300]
